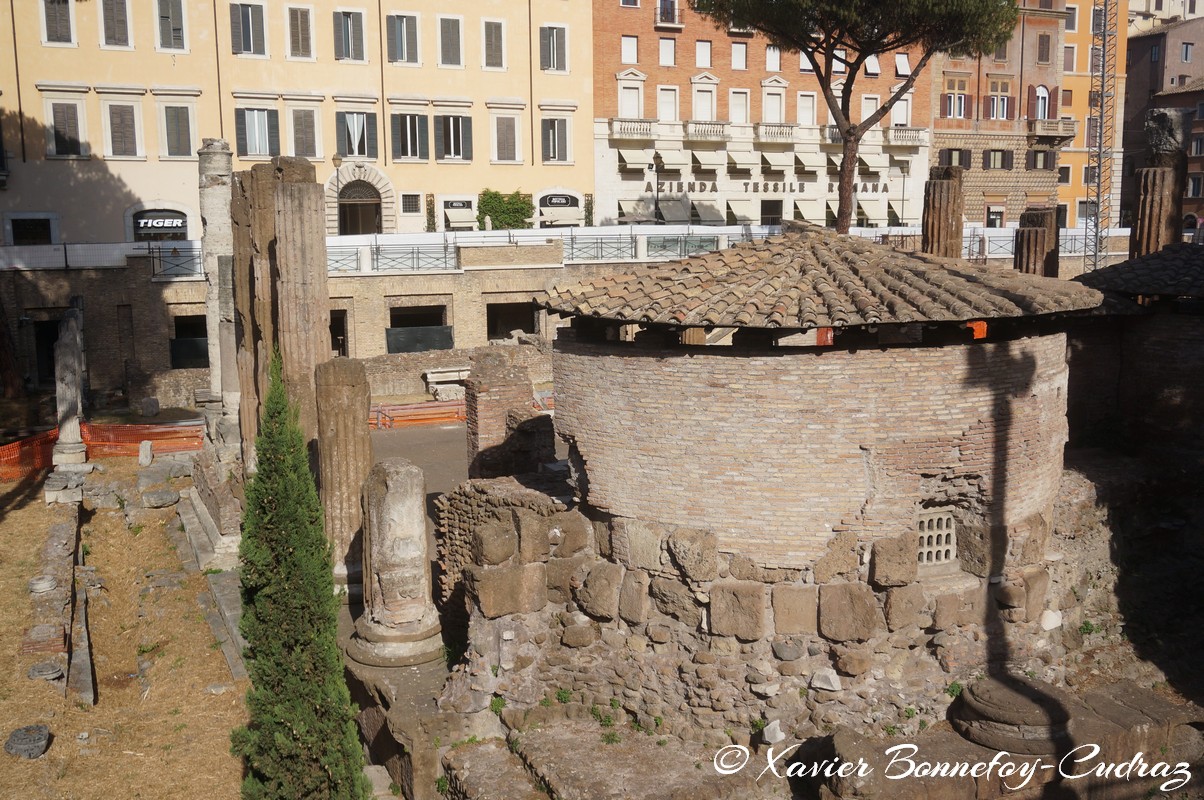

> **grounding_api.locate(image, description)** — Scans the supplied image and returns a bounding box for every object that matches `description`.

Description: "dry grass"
[0,459,247,799]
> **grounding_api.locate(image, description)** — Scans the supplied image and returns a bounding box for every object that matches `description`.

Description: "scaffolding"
[1087,0,1120,270]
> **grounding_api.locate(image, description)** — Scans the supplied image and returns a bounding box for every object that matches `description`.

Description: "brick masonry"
[552,331,1070,568]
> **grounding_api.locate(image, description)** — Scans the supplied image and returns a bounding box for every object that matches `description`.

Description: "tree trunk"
[836,133,861,234]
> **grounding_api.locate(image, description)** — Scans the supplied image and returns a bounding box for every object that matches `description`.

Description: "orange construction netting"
[0,421,205,480]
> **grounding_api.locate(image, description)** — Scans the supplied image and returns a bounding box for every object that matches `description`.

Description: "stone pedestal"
[1018,207,1059,278]
[347,459,442,667]
[921,166,964,259]
[1129,167,1182,259]
[1012,227,1048,276]
[316,358,372,598]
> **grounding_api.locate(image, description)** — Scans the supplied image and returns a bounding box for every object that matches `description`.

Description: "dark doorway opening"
[338,180,382,235]
[34,320,59,387]
[330,309,348,358]
[486,302,537,340]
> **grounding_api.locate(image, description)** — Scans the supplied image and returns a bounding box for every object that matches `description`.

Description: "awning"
[795,151,826,173]
[444,207,478,229]
[618,199,655,222]
[793,198,825,223]
[895,53,911,76]
[761,151,794,170]
[727,199,757,223]
[826,154,842,173]
[827,199,841,214]
[538,206,584,226]
[618,148,651,169]
[656,149,690,171]
[858,151,889,173]
[692,149,726,170]
[728,150,757,170]
[694,200,726,224]
[659,196,691,223]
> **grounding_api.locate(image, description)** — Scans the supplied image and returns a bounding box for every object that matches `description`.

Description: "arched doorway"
[338,180,382,235]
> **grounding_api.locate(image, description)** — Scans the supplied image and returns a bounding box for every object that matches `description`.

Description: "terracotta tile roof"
[1074,243,1204,298]
[540,227,1103,330]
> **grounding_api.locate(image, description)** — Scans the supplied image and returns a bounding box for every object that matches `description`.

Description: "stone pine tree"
[231,355,370,800]
[693,0,1018,233]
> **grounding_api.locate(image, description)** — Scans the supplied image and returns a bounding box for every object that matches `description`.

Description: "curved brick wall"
[553,332,1070,568]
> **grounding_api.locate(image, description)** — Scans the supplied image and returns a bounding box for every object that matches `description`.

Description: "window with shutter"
[108,104,138,156]
[231,4,265,55]
[292,109,316,157]
[238,108,275,156]
[495,116,517,161]
[1036,33,1051,64]
[44,0,72,43]
[338,112,374,157]
[50,102,82,156]
[164,106,191,156]
[288,8,311,58]
[439,18,462,66]
[484,21,504,68]
[387,15,418,63]
[435,115,471,159]
[540,26,567,70]
[103,0,130,47]
[541,118,569,162]
[158,0,185,49]
[333,12,364,60]
[391,114,428,159]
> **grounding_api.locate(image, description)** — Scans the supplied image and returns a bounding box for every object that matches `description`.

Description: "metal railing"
[647,235,720,259]
[654,1,683,25]
[565,234,637,261]
[373,244,457,271]
[149,245,203,278]
[327,246,361,272]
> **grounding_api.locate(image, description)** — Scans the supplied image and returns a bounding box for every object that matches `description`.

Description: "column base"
[346,617,443,667]
[52,443,87,465]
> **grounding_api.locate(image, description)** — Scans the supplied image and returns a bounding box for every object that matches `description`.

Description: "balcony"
[609,118,655,140]
[883,126,929,147]
[684,120,730,141]
[754,122,797,143]
[654,1,683,28]
[1028,118,1078,143]
[824,125,844,144]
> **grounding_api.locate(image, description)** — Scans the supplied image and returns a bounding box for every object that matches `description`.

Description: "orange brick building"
[590,0,933,228]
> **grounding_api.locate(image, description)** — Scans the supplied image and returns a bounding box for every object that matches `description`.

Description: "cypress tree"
[231,356,370,800]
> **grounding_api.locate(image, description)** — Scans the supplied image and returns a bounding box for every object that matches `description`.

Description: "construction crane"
[1087,0,1119,271]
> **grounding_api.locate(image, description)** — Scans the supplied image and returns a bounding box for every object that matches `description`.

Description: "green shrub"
[476,189,533,230]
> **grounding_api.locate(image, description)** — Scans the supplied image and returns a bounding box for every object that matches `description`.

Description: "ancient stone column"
[199,140,242,453]
[465,351,533,478]
[52,310,86,465]
[1129,167,1183,259]
[921,166,964,259]
[1018,207,1059,278]
[1013,228,1048,276]
[316,358,372,599]
[347,459,442,667]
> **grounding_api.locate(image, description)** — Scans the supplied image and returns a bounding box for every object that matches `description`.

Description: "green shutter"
[461,116,472,161]
[386,16,399,62]
[539,27,551,69]
[332,12,345,59]
[351,13,364,60]
[235,108,248,156]
[433,116,445,159]
[44,0,72,43]
[335,111,348,156]
[267,109,280,156]
[165,106,191,157]
[417,115,428,160]
[250,5,264,54]
[230,4,244,54]
[365,113,377,159]
[404,16,417,63]
[109,104,137,156]
[103,0,129,46]
[390,114,402,157]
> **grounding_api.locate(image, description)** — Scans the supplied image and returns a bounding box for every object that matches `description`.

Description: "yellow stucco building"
[0,0,595,243]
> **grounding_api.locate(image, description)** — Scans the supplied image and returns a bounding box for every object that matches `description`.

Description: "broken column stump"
[347,459,442,667]
[1130,167,1183,259]
[316,358,372,599]
[465,351,534,479]
[1018,206,1059,278]
[1013,227,1049,276]
[52,309,86,466]
[921,166,964,259]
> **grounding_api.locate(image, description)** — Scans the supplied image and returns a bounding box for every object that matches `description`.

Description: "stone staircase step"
[442,739,548,800]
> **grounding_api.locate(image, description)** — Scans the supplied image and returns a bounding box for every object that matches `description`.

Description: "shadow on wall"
[0,109,191,409]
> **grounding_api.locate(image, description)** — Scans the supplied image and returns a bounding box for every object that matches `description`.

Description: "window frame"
[728,88,750,124]
[44,96,89,158]
[99,0,133,50]
[386,13,420,65]
[696,39,711,68]
[621,35,638,65]
[288,105,321,159]
[42,0,76,46]
[731,41,747,70]
[540,116,571,164]
[659,37,675,67]
[437,15,464,68]
[158,101,196,159]
[656,85,680,123]
[797,91,817,126]
[434,114,472,161]
[1036,33,1051,64]
[1184,42,1195,63]
[286,5,313,60]
[540,24,569,72]
[156,0,188,52]
[236,107,279,158]
[101,99,143,159]
[390,111,429,160]
[766,45,781,72]
[482,18,506,70]
[335,110,377,158]
[231,2,267,57]
[333,9,366,62]
[492,114,521,163]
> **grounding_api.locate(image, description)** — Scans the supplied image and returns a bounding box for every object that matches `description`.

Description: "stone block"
[141,488,180,509]
[545,555,589,605]
[667,528,718,582]
[1023,567,1050,623]
[1039,609,1062,631]
[869,534,917,588]
[709,581,767,641]
[884,584,926,632]
[933,593,962,631]
[994,582,1026,609]
[576,562,625,620]
[138,440,153,467]
[618,569,651,625]
[810,668,842,692]
[513,509,551,564]
[562,625,597,649]
[650,577,701,628]
[140,397,160,417]
[813,532,858,584]
[468,563,547,619]
[472,520,517,566]
[610,518,663,571]
[833,646,873,677]
[772,584,818,635]
[550,510,591,557]
[818,583,884,643]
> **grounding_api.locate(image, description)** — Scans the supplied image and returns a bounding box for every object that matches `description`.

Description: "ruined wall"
[360,341,551,399]
[553,332,1070,568]
[1119,311,1204,451]
[1066,321,1124,448]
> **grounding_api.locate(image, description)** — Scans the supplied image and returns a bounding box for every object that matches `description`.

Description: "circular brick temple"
[542,226,1104,570]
